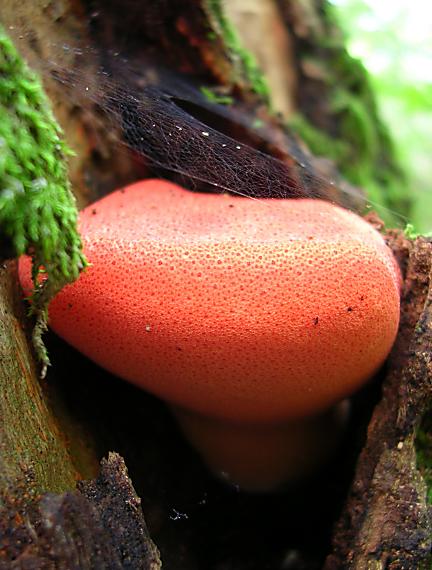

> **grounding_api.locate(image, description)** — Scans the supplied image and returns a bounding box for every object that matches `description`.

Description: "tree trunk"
[0,1,431,569]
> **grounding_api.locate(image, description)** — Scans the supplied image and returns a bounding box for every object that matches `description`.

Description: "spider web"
[14,33,404,221]
[48,51,357,201]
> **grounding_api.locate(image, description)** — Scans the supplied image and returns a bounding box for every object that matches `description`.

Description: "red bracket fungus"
[19,179,401,491]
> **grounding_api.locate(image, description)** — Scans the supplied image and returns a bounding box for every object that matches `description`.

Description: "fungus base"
[173,403,349,492]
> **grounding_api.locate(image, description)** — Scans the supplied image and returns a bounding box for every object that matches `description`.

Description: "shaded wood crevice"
[325,235,432,569]
[0,453,161,570]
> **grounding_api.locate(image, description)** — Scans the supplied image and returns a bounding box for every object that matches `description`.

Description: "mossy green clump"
[283,2,411,226]
[200,86,233,106]
[403,223,432,240]
[289,43,409,225]
[205,0,271,103]
[416,413,432,505]
[0,26,87,373]
[289,113,349,164]
[329,9,410,223]
[329,54,409,221]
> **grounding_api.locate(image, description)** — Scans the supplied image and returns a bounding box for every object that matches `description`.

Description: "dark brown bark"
[0,453,161,570]
[325,234,432,569]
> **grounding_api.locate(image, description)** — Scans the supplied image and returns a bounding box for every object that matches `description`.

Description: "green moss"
[205,0,270,103]
[289,113,350,163]
[403,223,432,240]
[200,86,233,105]
[322,5,411,223]
[289,6,410,225]
[291,64,408,223]
[416,413,432,505]
[0,26,88,372]
[252,118,264,129]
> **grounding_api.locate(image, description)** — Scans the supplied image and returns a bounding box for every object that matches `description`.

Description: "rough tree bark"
[0,1,430,569]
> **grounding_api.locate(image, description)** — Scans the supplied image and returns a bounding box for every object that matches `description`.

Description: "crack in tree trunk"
[326,235,432,569]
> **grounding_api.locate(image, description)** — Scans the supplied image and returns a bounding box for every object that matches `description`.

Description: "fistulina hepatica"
[20,179,401,491]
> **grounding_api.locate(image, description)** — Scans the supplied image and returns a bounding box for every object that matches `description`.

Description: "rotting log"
[0,0,431,569]
[0,262,77,496]
[0,263,161,568]
[325,235,432,569]
[0,452,161,570]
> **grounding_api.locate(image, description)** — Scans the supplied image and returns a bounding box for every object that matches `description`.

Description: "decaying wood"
[1,1,432,569]
[0,262,77,496]
[0,453,161,570]
[0,263,160,568]
[224,0,297,118]
[325,235,432,569]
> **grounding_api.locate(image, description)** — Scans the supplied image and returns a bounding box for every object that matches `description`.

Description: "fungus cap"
[20,179,401,425]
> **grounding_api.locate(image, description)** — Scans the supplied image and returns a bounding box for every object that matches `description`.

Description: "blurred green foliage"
[330,0,432,233]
